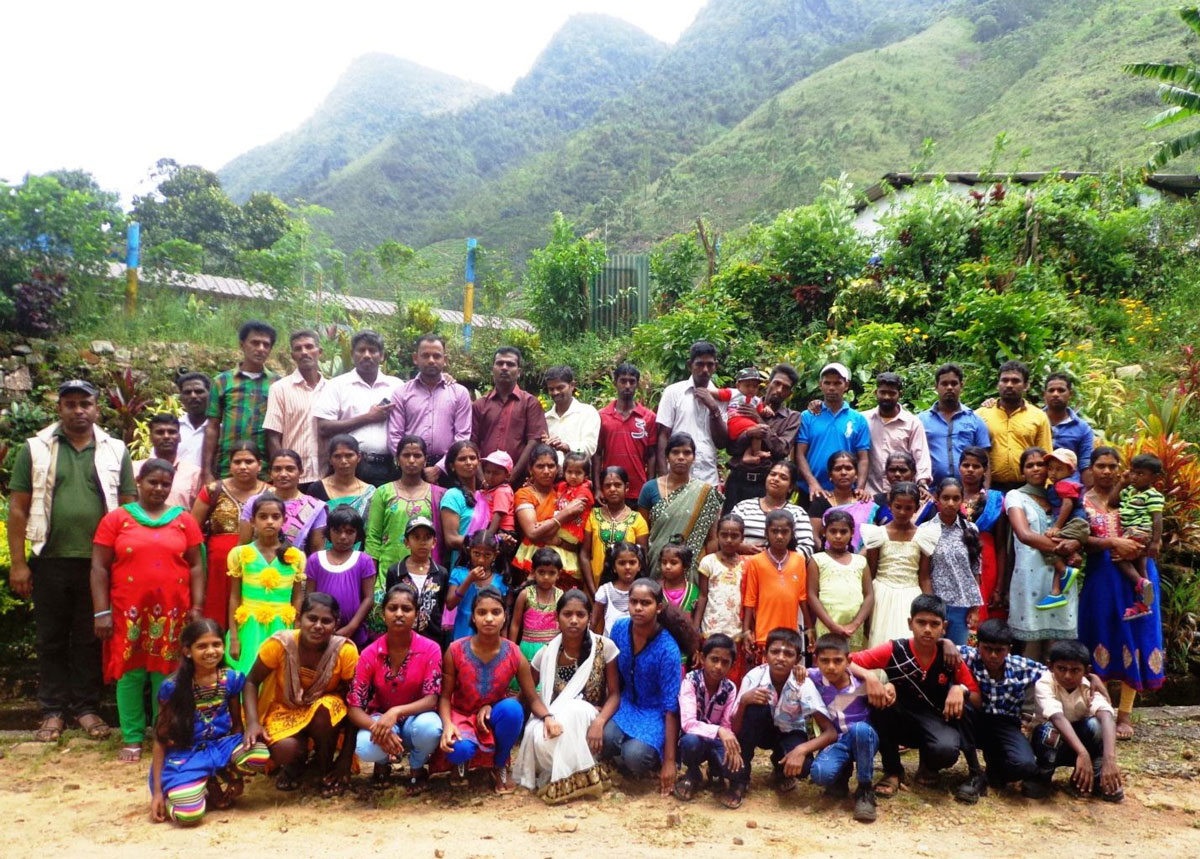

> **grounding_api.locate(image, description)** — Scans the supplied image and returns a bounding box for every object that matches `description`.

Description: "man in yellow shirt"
[977,361,1052,491]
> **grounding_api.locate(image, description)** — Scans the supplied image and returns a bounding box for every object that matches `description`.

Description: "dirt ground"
[4,707,1200,858]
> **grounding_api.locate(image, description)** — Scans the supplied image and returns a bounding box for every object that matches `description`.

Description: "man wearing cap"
[656,340,728,486]
[7,380,136,743]
[862,372,932,495]
[543,365,600,465]
[977,360,1052,492]
[722,363,801,511]
[314,330,402,486]
[387,333,471,480]
[596,362,657,504]
[794,362,871,502]
[1043,372,1094,485]
[919,363,992,484]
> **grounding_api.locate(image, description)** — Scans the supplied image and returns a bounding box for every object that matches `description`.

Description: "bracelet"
[93,609,112,618]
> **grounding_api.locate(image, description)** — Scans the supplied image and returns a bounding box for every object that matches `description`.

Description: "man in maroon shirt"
[470,346,548,487]
[595,362,657,503]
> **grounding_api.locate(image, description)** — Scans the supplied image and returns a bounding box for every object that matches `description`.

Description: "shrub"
[10,268,70,336]
[631,290,756,385]
[523,213,606,340]
[878,180,978,286]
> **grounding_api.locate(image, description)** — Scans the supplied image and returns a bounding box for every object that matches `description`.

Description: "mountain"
[218,54,493,202]
[629,0,1199,241]
[306,13,669,252]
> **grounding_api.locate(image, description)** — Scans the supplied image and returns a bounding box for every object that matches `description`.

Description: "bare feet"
[1116,711,1135,740]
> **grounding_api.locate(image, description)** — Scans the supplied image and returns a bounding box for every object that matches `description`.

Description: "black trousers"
[32,556,103,718]
[356,455,400,486]
[732,703,808,785]
[962,709,1038,784]
[722,467,768,513]
[871,702,965,777]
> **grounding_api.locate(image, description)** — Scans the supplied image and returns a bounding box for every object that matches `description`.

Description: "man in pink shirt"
[862,372,932,495]
[387,334,471,479]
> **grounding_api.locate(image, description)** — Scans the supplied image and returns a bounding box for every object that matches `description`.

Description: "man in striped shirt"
[263,329,327,487]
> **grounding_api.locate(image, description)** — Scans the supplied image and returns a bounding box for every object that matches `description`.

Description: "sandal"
[720,782,749,809]
[76,713,112,740]
[773,765,799,794]
[371,762,392,789]
[117,745,143,763]
[275,769,302,792]
[320,774,348,799]
[673,771,700,802]
[492,764,515,795]
[874,775,903,798]
[34,715,65,743]
[1122,603,1151,622]
[405,766,430,796]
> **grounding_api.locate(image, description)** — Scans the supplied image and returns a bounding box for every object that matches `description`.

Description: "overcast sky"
[1,0,706,204]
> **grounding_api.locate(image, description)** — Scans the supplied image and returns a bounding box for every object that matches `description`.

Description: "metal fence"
[590,253,649,334]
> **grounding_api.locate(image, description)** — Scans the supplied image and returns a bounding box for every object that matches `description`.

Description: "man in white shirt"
[263,329,327,488]
[134,413,202,509]
[312,330,401,485]
[655,341,728,486]
[174,372,210,468]
[543,365,600,465]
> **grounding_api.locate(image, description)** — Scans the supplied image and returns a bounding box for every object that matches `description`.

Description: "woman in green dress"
[637,432,723,584]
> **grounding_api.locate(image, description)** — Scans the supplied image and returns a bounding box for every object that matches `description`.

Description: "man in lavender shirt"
[387,333,471,480]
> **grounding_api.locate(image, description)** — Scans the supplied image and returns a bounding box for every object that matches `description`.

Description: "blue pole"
[125,221,140,314]
[464,237,477,353]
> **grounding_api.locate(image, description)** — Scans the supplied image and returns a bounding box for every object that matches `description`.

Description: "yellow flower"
[233,605,250,625]
[259,567,284,591]
[281,605,297,626]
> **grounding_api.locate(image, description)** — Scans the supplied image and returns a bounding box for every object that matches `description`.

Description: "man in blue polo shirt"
[1043,372,1094,484]
[919,363,991,484]
[795,362,870,502]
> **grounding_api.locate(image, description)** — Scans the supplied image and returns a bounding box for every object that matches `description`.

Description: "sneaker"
[1123,602,1151,622]
[824,778,850,799]
[1020,778,1050,799]
[953,771,988,804]
[1036,593,1068,611]
[853,783,878,822]
[1059,566,1080,594]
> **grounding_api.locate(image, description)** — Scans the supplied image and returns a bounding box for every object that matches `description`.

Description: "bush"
[10,268,70,336]
[631,289,757,386]
[523,213,606,340]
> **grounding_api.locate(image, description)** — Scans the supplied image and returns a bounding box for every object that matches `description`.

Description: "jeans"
[115,668,166,745]
[355,711,443,769]
[808,721,878,788]
[678,732,726,778]
[871,702,965,777]
[601,719,662,777]
[944,606,970,645]
[732,703,808,786]
[963,710,1038,784]
[445,698,524,767]
[1032,717,1104,781]
[32,557,103,718]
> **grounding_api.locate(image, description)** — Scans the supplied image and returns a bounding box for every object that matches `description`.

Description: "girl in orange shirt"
[741,510,813,664]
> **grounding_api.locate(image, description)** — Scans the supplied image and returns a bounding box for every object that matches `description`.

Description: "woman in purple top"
[347,583,444,792]
[302,507,376,647]
[238,449,327,554]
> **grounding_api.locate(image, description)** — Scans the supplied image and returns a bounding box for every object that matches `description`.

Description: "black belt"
[729,468,765,483]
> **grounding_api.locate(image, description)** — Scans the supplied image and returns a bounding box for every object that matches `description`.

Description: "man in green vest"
[7,379,135,742]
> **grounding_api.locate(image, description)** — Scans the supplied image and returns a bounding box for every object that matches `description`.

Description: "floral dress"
[225,544,305,673]
[697,553,745,639]
[198,480,264,628]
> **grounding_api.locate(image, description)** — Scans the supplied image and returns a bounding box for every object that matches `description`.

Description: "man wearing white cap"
[794,362,870,502]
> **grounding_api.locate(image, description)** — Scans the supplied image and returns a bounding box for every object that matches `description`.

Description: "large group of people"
[4,322,1166,827]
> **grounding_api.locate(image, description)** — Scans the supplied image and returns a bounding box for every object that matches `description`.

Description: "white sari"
[513,631,617,802]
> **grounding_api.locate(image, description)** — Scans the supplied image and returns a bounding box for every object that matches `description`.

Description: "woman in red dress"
[91,458,205,762]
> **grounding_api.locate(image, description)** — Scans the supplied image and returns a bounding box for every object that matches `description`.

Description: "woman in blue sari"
[1078,446,1165,740]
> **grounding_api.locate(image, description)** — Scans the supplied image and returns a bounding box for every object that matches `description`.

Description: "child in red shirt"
[555,451,595,551]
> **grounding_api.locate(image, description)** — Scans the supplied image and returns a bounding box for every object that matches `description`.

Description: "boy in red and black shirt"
[850,594,986,803]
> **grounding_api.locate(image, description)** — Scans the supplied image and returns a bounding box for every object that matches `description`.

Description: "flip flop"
[720,782,748,809]
[405,767,430,796]
[34,716,65,743]
[117,745,143,763]
[275,770,302,792]
[673,771,700,802]
[491,765,515,795]
[874,775,903,798]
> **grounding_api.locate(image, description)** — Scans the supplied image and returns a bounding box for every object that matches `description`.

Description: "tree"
[522,212,606,339]
[1125,6,1200,170]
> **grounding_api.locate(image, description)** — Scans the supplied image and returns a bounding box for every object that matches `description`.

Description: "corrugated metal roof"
[108,262,533,332]
[858,172,1200,208]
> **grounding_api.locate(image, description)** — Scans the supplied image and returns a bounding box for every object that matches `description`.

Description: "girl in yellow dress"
[226,494,305,673]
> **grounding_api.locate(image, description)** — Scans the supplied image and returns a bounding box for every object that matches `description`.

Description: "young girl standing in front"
[660,541,700,622]
[806,510,873,651]
[742,510,812,662]
[510,548,565,662]
[446,531,508,642]
[918,478,983,645]
[149,619,269,825]
[861,482,935,647]
[696,514,748,684]
[226,493,305,673]
[592,542,643,635]
[303,506,375,648]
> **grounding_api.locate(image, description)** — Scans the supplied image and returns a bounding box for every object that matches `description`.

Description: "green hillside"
[628,0,1198,240]
[218,54,493,202]
[308,14,669,252]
